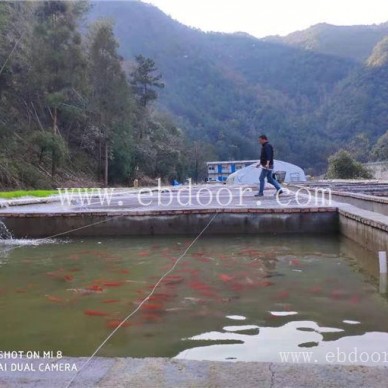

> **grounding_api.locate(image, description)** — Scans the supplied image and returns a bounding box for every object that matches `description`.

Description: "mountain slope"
[266,22,388,62]
[87,1,388,172]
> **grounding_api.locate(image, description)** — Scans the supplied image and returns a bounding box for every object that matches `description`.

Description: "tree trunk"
[53,107,58,134]
[51,149,55,178]
[104,141,109,187]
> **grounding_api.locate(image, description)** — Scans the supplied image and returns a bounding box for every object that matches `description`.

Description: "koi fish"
[231,283,244,292]
[219,274,233,282]
[191,252,206,258]
[350,295,361,304]
[84,309,109,317]
[105,320,130,329]
[275,290,290,300]
[331,290,345,300]
[46,295,64,303]
[103,281,124,287]
[86,285,104,292]
[63,275,74,282]
[258,280,274,287]
[46,270,73,282]
[309,286,322,294]
[197,257,212,263]
[163,275,184,286]
[148,294,171,302]
[142,303,164,311]
[189,281,217,297]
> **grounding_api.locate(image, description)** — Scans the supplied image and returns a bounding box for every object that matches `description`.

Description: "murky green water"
[0,235,387,364]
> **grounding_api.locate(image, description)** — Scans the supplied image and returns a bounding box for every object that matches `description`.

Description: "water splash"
[0,221,12,240]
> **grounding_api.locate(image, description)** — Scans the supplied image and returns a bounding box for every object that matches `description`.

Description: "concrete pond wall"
[1,205,387,253]
[0,208,338,238]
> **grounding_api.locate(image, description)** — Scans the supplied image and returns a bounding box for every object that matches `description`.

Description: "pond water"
[0,235,387,365]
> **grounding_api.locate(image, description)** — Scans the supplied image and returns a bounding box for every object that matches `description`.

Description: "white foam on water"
[223,325,259,332]
[343,320,361,325]
[226,315,247,321]
[270,311,298,316]
[0,238,61,246]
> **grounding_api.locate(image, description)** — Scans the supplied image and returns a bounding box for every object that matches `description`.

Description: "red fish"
[331,290,345,300]
[143,312,161,322]
[309,286,322,294]
[275,291,290,300]
[105,320,130,329]
[103,281,124,287]
[191,252,206,258]
[219,274,233,282]
[46,270,73,282]
[259,280,274,287]
[148,294,171,302]
[289,259,301,266]
[198,257,212,263]
[46,295,64,303]
[189,281,217,297]
[143,303,164,311]
[350,295,361,304]
[84,309,109,317]
[163,275,184,286]
[231,283,244,292]
[86,285,104,292]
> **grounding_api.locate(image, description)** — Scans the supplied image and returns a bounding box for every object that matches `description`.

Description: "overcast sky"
[141,0,388,37]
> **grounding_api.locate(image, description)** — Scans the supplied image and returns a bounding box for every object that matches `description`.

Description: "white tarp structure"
[226,160,306,185]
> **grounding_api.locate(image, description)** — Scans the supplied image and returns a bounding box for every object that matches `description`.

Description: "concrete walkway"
[1,357,388,388]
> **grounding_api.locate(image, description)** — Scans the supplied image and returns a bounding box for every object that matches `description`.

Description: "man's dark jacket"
[260,141,274,169]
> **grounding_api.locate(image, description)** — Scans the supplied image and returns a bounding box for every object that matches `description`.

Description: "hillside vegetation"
[88,1,388,173]
[0,1,191,189]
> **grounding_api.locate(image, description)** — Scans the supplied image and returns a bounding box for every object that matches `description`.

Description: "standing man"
[255,135,283,197]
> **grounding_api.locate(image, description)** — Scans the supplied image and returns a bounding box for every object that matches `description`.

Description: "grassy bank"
[0,190,58,199]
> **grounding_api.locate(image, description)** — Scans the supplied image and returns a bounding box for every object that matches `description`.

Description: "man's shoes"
[255,193,264,197]
[275,189,283,196]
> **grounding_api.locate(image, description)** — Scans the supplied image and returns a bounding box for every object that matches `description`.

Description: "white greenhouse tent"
[226,160,306,185]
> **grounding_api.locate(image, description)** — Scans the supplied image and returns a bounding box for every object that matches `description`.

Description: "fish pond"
[0,235,387,365]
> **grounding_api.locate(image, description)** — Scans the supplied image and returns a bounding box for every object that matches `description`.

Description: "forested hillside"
[0,1,191,188]
[88,1,388,174]
[266,22,388,62]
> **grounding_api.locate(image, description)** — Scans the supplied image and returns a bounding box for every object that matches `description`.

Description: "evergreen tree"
[87,20,134,186]
[130,55,164,108]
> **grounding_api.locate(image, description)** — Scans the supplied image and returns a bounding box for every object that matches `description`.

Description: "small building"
[207,160,258,182]
[226,159,307,185]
